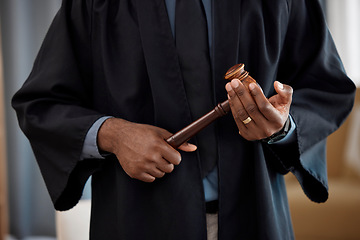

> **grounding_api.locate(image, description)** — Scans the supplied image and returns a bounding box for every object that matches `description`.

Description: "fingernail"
[225,83,232,91]
[249,83,256,91]
[277,81,284,90]
[231,79,239,88]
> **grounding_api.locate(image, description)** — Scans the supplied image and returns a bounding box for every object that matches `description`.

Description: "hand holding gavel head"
[224,63,257,90]
[225,64,293,142]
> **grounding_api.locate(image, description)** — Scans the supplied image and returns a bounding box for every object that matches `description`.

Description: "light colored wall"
[326,0,360,177]
[0,23,9,240]
[327,0,360,87]
[0,0,61,238]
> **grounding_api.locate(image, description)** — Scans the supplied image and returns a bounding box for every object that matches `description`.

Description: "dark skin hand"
[98,79,291,182]
[97,118,197,182]
[225,79,293,141]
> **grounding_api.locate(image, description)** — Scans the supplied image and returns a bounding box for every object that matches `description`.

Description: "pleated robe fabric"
[12,0,356,239]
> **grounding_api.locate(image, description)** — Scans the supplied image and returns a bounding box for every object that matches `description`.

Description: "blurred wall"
[327,0,360,87]
[0,21,9,240]
[0,0,61,238]
[326,0,360,176]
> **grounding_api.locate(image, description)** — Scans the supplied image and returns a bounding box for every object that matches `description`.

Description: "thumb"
[274,81,293,104]
[177,142,197,152]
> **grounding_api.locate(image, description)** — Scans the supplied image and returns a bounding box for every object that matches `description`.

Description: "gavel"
[166,63,256,148]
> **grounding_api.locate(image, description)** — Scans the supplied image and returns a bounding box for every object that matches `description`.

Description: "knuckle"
[287,85,294,94]
[142,164,152,173]
[235,88,246,97]
[154,171,165,178]
[152,140,165,151]
[263,129,273,138]
[157,129,171,138]
[235,110,248,120]
[245,104,257,114]
[165,164,175,173]
[275,123,284,132]
[167,151,181,165]
[152,151,163,162]
[272,118,284,131]
[172,156,181,165]
[259,103,271,114]
[145,148,161,162]
[134,165,144,174]
[161,163,174,173]
[144,176,156,183]
[147,133,159,143]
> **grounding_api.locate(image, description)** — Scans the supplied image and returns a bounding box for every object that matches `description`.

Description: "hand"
[97,118,197,182]
[225,79,293,141]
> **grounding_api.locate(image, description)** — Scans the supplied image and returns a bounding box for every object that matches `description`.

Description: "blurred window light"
[327,0,360,87]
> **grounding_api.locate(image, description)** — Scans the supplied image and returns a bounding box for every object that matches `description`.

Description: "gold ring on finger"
[242,116,252,125]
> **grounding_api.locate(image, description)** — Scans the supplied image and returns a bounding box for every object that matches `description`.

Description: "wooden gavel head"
[224,63,256,90]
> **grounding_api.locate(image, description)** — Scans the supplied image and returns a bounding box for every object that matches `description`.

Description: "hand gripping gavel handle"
[166,63,256,149]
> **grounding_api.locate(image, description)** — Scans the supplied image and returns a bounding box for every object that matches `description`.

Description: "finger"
[156,127,196,155]
[155,127,173,139]
[138,173,156,183]
[273,81,293,104]
[147,167,166,179]
[177,142,197,152]
[156,158,175,173]
[226,82,251,131]
[248,82,280,122]
[230,79,267,123]
[161,144,182,165]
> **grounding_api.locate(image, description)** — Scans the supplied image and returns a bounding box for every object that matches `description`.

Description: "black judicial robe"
[12,0,356,239]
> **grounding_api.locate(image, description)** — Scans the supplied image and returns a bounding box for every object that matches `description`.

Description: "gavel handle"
[166,100,230,149]
[166,63,255,149]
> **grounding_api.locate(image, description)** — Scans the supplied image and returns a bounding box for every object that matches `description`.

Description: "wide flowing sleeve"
[12,0,105,210]
[265,0,356,203]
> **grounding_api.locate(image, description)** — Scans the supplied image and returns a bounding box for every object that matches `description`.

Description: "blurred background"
[0,0,359,240]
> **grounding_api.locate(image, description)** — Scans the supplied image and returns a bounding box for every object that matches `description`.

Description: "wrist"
[261,117,291,144]
[97,117,125,153]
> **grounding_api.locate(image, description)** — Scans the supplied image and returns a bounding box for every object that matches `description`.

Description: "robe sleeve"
[11,0,105,210]
[265,0,356,203]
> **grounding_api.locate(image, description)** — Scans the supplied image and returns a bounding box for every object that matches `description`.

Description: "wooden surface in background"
[287,89,360,240]
[327,89,360,177]
[0,25,9,240]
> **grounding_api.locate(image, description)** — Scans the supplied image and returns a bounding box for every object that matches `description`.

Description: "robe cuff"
[80,116,113,160]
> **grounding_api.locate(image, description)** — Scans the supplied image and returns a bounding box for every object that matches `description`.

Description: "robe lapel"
[213,0,242,103]
[135,0,192,131]
[136,0,243,129]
